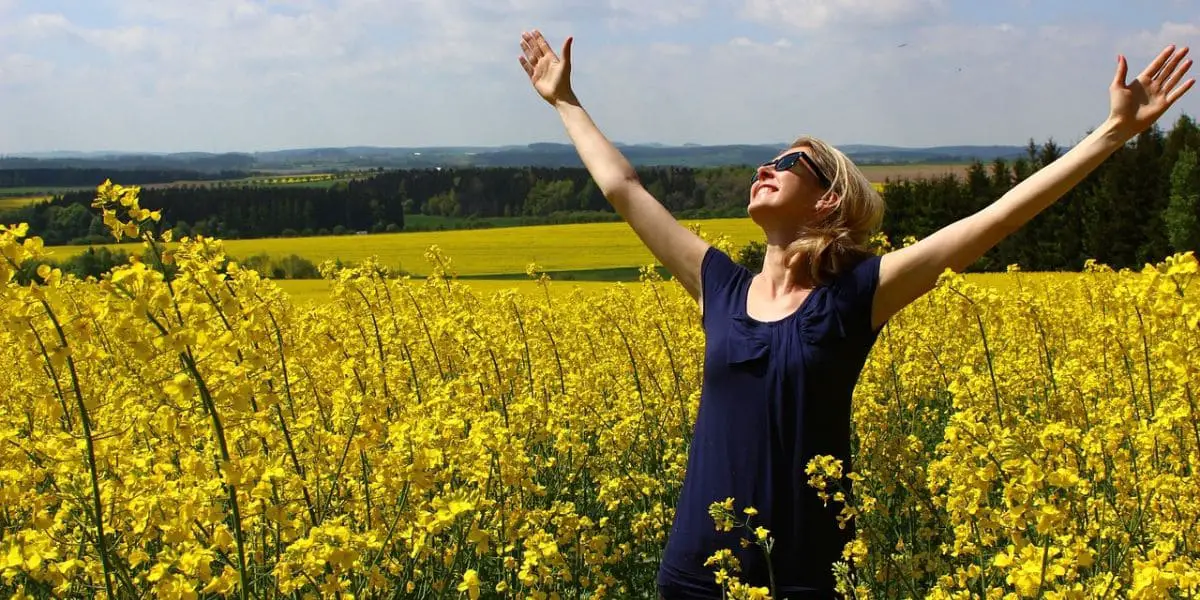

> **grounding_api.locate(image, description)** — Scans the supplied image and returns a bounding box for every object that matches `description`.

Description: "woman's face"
[747,145,835,229]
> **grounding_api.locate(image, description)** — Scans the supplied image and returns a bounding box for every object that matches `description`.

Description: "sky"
[0,0,1198,154]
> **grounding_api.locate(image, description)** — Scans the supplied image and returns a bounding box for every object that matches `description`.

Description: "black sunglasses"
[752,150,831,189]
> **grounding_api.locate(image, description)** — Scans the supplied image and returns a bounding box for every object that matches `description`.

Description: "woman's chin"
[746,203,776,228]
[747,201,803,231]
[747,198,779,219]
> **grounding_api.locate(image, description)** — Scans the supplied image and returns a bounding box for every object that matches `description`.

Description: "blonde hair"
[783,135,885,285]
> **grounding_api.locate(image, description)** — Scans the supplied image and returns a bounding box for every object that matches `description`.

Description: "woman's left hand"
[1108,45,1194,141]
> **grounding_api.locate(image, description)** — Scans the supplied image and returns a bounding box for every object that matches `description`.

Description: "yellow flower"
[754,526,770,543]
[1,182,1198,599]
[457,569,480,599]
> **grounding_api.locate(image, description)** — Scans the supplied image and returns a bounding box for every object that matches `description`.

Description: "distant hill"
[2,143,1028,173]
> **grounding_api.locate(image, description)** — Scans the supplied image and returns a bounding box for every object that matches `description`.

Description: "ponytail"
[784,224,875,286]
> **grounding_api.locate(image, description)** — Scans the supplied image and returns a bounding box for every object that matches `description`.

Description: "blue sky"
[0,0,1197,153]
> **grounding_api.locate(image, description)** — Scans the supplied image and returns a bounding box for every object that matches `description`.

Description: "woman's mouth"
[753,183,778,196]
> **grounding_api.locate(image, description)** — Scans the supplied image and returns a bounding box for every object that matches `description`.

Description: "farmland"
[47,219,765,276]
[0,195,50,211]
[271,269,1145,307]
[3,197,1197,597]
[42,213,1163,301]
[0,172,361,200]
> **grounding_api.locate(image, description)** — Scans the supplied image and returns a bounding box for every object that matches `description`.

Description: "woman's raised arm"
[871,44,1195,330]
[519,30,710,301]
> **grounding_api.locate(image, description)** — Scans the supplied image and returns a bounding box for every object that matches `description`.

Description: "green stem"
[38,299,118,600]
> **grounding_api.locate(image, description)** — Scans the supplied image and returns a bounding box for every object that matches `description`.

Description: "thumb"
[561,36,573,67]
[1112,54,1128,89]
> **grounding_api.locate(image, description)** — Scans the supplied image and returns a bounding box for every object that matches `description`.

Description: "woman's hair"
[783,135,885,285]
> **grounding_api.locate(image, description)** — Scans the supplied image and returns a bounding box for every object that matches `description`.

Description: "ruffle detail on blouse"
[726,287,846,365]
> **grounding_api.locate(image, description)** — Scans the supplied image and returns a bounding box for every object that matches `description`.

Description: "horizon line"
[0,141,1038,158]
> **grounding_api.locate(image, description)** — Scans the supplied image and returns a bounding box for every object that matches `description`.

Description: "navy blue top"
[657,246,885,599]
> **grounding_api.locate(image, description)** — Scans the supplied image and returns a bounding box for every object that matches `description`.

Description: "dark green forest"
[3,116,1199,274]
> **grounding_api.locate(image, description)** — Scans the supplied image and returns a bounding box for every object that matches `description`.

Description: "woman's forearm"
[553,98,642,200]
[983,118,1126,230]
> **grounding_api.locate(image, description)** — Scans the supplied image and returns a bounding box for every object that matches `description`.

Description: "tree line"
[2,115,1197,272]
[0,153,256,174]
[880,116,1199,271]
[0,167,249,189]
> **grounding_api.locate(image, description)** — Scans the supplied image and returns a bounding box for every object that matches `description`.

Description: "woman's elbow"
[600,173,642,201]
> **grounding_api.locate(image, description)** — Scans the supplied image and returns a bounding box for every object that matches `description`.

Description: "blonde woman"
[518,29,1193,599]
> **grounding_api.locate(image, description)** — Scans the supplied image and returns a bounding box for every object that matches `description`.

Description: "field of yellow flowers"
[1,182,1199,599]
[48,218,767,277]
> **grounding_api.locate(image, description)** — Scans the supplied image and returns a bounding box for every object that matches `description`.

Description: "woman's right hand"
[519,30,576,106]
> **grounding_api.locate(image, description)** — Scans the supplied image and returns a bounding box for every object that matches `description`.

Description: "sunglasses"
[752,150,831,189]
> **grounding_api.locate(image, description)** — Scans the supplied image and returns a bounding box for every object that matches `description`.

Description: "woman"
[517,30,1193,599]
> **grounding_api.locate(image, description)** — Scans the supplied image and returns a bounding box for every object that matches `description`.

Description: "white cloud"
[651,42,693,56]
[1119,21,1200,54]
[0,54,55,86]
[605,0,707,26]
[740,0,946,30]
[0,2,1198,154]
[18,12,71,36]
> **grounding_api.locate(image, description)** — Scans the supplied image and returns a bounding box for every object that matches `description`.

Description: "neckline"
[739,273,824,326]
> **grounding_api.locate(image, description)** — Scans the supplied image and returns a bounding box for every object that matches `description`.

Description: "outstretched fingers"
[519,31,541,77]
[1167,77,1196,105]
[520,33,536,62]
[1161,51,1193,90]
[1140,45,1177,81]
[1149,46,1195,106]
[1154,46,1189,85]
[532,30,555,61]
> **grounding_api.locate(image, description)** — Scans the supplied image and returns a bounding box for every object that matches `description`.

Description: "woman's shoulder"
[698,246,751,320]
[701,245,751,281]
[831,251,883,291]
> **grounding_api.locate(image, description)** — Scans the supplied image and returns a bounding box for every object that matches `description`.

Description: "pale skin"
[519,30,1195,330]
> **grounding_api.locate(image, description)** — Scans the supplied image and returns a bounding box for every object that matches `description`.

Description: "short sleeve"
[832,254,883,336]
[700,246,748,328]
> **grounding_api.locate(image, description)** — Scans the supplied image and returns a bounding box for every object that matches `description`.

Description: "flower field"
[0,197,50,212]
[1,183,1199,599]
[46,219,767,278]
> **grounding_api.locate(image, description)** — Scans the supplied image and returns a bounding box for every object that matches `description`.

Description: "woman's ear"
[815,191,841,220]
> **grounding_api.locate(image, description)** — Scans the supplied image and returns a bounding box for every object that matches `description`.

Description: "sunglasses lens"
[752,152,822,185]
